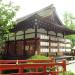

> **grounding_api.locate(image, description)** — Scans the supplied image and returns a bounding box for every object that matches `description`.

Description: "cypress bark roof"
[11,4,75,35]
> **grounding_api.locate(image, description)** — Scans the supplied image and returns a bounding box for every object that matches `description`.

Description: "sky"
[4,0,75,22]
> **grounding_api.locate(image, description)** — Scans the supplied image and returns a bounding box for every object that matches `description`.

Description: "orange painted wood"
[0,59,54,64]
[0,60,66,75]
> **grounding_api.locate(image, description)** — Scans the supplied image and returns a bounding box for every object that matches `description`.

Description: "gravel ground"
[66,60,75,73]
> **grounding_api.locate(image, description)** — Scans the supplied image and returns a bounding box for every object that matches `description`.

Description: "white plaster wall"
[40,48,49,52]
[37,33,40,38]
[40,34,49,39]
[66,49,71,52]
[16,31,24,35]
[65,39,71,43]
[59,43,65,47]
[37,28,47,33]
[50,36,57,41]
[25,28,35,33]
[58,38,65,42]
[16,35,23,40]
[59,49,65,52]
[57,33,63,37]
[65,44,71,47]
[51,43,58,46]
[25,33,35,39]
[9,37,15,40]
[9,33,14,37]
[40,42,49,46]
[48,31,56,35]
[50,48,57,52]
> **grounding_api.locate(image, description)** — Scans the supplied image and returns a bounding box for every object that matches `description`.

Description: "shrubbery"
[29,55,48,60]
[29,55,75,75]
[60,71,75,75]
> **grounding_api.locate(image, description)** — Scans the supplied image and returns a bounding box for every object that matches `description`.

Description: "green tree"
[64,12,75,47]
[0,0,19,46]
[64,12,75,30]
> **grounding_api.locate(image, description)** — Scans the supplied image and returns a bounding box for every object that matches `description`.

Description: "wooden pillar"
[34,18,38,55]
[8,33,9,41]
[23,30,25,56]
[47,31,51,56]
[49,34,51,56]
[6,33,9,55]
[14,32,17,56]
[63,33,66,52]
[56,33,60,55]
[8,33,9,50]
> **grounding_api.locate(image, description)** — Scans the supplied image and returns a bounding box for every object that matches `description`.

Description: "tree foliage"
[64,12,75,30]
[64,12,75,47]
[0,0,19,46]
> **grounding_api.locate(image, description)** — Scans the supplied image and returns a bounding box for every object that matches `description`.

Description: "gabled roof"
[16,4,63,26]
[11,4,75,35]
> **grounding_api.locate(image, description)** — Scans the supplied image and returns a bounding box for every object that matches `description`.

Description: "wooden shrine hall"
[4,5,75,59]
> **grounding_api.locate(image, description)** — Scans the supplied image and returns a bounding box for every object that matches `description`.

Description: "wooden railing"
[0,57,55,64]
[0,59,55,64]
[0,60,66,75]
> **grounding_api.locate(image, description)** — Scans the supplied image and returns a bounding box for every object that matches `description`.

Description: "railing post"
[0,71,1,74]
[52,72,55,75]
[16,60,19,64]
[62,59,66,71]
[17,62,23,74]
[36,67,38,72]
[19,67,23,74]
[43,65,46,75]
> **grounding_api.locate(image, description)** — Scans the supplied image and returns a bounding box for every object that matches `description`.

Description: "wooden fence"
[0,59,66,75]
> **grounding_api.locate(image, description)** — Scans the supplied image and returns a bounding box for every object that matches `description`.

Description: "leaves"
[0,0,19,46]
[64,12,75,47]
[64,12,75,30]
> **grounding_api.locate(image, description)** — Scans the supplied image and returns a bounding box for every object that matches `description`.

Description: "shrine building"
[5,5,75,59]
